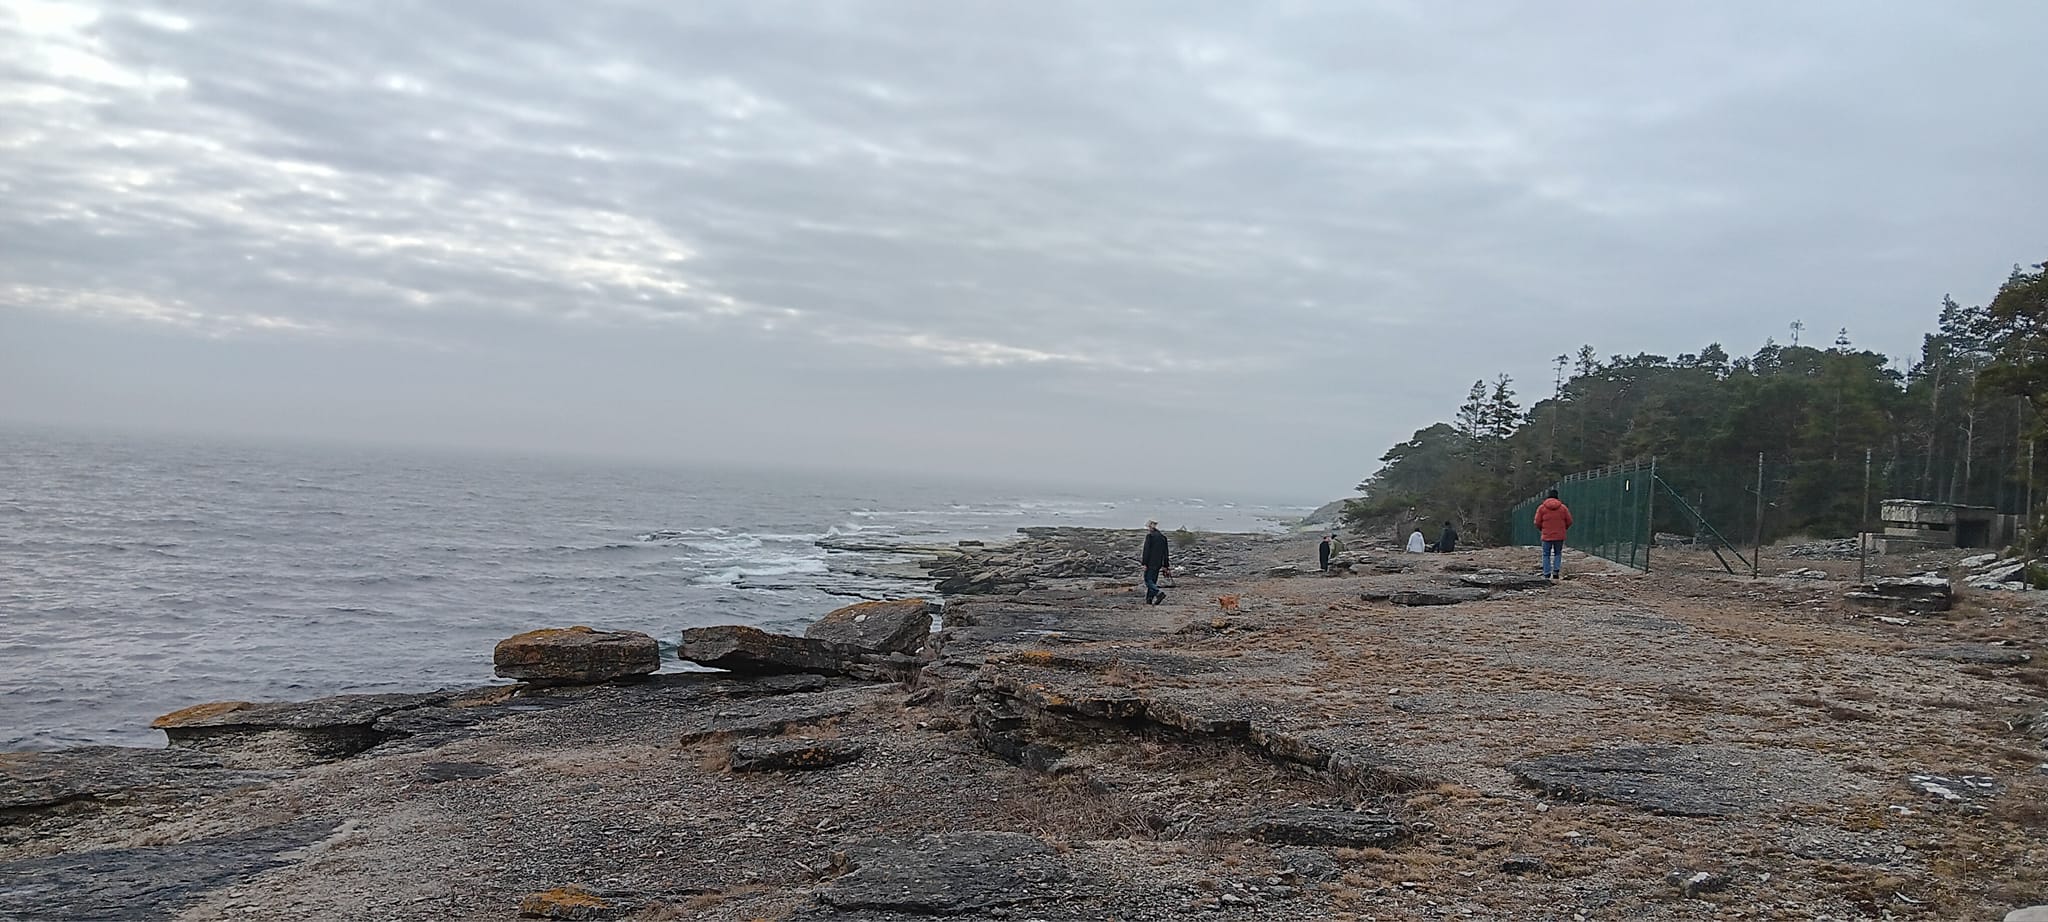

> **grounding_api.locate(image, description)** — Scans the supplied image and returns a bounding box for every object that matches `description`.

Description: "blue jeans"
[1143,566,1163,600]
[1541,540,1564,577]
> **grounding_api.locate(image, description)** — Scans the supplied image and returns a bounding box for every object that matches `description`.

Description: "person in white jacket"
[1406,529,1427,553]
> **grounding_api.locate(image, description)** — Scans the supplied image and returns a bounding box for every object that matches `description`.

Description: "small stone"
[1501,856,1547,875]
[1667,868,1730,899]
[2004,906,2048,922]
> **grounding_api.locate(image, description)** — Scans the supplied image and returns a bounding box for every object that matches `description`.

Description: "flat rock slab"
[1457,571,1552,590]
[0,747,276,821]
[819,831,1073,915]
[729,738,866,772]
[0,818,336,920]
[1901,644,2030,665]
[1391,587,1491,606]
[1244,807,1403,847]
[675,696,859,745]
[151,692,445,769]
[493,626,660,685]
[1508,745,1841,817]
[805,599,933,655]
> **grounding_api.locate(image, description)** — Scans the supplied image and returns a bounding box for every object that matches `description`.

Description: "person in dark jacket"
[1141,520,1171,605]
[1317,534,1332,571]
[1434,521,1458,553]
[1534,490,1574,579]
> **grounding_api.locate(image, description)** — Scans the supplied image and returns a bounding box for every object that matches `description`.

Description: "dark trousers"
[1143,566,1163,600]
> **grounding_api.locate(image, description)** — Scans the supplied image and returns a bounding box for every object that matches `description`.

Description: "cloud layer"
[3,1,2043,494]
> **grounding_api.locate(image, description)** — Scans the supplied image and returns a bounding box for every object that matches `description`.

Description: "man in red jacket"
[1534,489,1573,580]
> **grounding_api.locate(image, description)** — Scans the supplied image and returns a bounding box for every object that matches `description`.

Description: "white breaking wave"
[693,557,832,585]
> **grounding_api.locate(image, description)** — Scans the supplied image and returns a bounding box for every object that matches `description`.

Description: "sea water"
[0,426,1302,748]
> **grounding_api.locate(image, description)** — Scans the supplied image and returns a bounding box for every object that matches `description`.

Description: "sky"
[2,1,2043,500]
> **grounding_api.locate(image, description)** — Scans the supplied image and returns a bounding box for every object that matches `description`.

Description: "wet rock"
[1844,576,1952,614]
[728,738,866,772]
[1509,745,1834,817]
[819,831,1073,915]
[1457,570,1552,590]
[0,818,336,920]
[0,747,275,824]
[805,599,934,655]
[1779,568,1829,580]
[1901,644,2030,666]
[493,626,660,685]
[518,884,612,920]
[1391,587,1491,606]
[1244,807,1403,847]
[152,692,444,769]
[1667,868,1730,899]
[421,761,503,783]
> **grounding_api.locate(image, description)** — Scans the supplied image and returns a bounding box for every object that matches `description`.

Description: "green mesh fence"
[1511,460,1654,571]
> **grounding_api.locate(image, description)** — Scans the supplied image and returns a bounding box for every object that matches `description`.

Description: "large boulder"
[151,692,444,769]
[493,626,659,685]
[679,625,861,676]
[804,599,933,654]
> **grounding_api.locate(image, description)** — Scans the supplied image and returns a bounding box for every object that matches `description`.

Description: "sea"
[0,426,1306,750]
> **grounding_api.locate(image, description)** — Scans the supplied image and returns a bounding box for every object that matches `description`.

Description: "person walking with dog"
[1534,489,1573,580]
[1141,520,1171,605]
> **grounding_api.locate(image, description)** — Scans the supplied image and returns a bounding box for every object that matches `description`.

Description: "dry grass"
[993,773,1158,843]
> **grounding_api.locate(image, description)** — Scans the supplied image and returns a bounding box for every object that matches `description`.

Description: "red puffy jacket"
[1534,497,1573,542]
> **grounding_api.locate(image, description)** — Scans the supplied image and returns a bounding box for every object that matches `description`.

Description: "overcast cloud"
[1,0,2042,498]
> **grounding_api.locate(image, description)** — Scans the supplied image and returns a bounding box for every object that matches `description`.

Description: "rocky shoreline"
[4,529,2048,920]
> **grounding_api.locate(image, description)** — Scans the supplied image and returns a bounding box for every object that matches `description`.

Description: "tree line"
[1344,260,2048,547]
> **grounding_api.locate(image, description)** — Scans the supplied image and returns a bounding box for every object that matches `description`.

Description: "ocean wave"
[692,557,831,585]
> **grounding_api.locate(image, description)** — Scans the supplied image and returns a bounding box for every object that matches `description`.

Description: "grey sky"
[2,1,2041,499]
